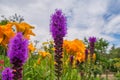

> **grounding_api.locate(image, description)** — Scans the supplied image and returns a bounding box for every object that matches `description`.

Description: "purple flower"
[2,68,13,80]
[7,32,28,80]
[85,49,88,61]
[89,37,96,43]
[50,9,67,79]
[88,37,96,56]
[7,32,28,66]
[70,55,74,66]
[50,9,67,39]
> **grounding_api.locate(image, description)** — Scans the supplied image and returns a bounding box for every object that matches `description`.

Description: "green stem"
[88,57,92,79]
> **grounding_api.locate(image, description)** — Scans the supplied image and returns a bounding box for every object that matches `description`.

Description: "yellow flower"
[33,63,37,68]
[54,61,57,65]
[49,41,54,44]
[93,53,96,60]
[42,42,49,45]
[38,51,50,58]
[51,48,55,51]
[114,62,120,68]
[87,53,96,62]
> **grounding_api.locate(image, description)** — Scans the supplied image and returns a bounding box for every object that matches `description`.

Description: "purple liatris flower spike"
[50,9,67,39]
[85,49,88,61]
[89,37,96,56]
[7,32,28,80]
[2,68,13,80]
[89,37,96,43]
[50,9,67,80]
[70,55,74,66]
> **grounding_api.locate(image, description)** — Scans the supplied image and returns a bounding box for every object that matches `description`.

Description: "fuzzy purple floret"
[89,37,96,43]
[89,37,96,55]
[2,68,13,80]
[7,32,28,66]
[50,9,67,39]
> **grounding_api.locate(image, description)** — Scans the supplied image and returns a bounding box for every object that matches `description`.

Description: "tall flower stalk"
[89,37,96,57]
[2,67,13,80]
[7,32,28,80]
[88,37,96,79]
[85,49,88,61]
[50,9,67,80]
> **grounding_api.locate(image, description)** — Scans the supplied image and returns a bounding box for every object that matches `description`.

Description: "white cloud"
[103,15,120,34]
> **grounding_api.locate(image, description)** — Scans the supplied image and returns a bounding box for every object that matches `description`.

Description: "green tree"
[109,47,120,59]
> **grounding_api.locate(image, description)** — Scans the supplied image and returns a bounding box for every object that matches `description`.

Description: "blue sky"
[0,0,120,48]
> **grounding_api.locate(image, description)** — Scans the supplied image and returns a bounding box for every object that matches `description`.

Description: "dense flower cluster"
[89,37,96,56]
[50,9,67,39]
[7,32,28,80]
[2,68,13,80]
[63,39,85,55]
[8,32,28,65]
[0,22,35,47]
[50,9,67,80]
[63,39,85,62]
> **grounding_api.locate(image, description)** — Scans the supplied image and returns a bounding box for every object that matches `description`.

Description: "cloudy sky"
[0,0,120,47]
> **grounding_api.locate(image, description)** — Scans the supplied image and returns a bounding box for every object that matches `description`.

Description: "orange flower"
[75,52,85,62]
[11,22,35,39]
[28,42,36,53]
[63,39,85,56]
[74,39,85,53]
[6,22,35,39]
[0,24,15,47]
[0,27,4,43]
[0,22,35,47]
[63,39,86,63]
